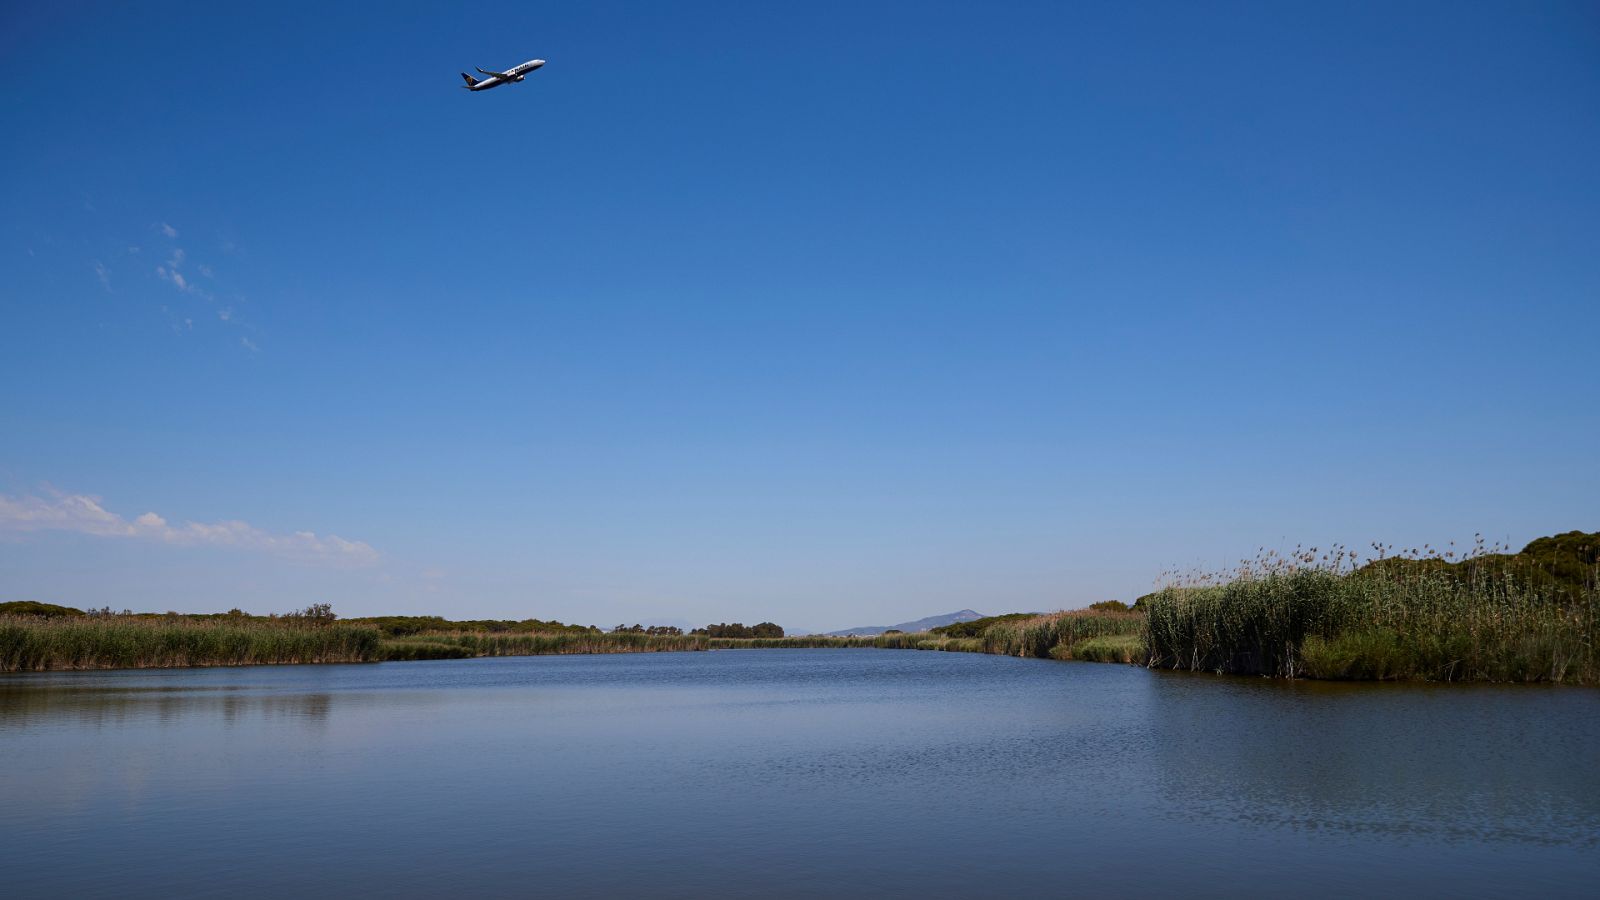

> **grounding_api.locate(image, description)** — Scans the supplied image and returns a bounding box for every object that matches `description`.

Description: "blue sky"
[2,1,1596,631]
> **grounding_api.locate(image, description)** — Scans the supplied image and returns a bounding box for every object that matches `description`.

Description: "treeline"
[0,601,85,618]
[348,615,598,637]
[611,624,685,635]
[0,601,344,625]
[691,622,784,638]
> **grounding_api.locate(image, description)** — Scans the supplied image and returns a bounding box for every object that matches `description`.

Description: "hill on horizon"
[822,609,987,637]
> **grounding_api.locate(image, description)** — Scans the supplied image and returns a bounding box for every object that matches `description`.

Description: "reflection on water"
[0,683,336,730]
[1,651,1596,898]
[1141,674,1600,848]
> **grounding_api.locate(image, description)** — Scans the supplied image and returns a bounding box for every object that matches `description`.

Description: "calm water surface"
[2,650,1596,897]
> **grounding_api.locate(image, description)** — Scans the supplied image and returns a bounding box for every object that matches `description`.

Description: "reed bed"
[1143,559,1599,684]
[0,615,382,671]
[382,631,941,659]
[0,617,957,671]
[1049,633,1146,664]
[979,611,1146,658]
[382,631,706,659]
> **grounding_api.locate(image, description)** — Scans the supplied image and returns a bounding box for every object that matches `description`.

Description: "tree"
[693,622,784,638]
[288,603,337,627]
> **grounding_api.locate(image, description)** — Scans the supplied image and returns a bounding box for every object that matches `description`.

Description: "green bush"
[0,601,86,618]
[930,613,1036,638]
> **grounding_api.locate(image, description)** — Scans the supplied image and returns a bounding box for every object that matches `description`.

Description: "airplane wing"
[476,67,513,79]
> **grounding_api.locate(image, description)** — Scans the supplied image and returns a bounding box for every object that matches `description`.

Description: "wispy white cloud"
[155,247,220,304]
[93,260,111,292]
[0,489,380,567]
[144,220,258,350]
[156,265,189,291]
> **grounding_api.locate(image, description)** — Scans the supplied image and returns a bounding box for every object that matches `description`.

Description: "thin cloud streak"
[0,490,379,567]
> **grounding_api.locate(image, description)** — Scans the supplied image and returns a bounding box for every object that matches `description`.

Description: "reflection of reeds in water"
[0,685,337,727]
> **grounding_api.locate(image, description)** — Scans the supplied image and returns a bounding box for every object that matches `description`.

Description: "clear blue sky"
[2,1,1596,631]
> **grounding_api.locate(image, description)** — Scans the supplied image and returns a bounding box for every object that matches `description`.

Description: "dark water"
[2,650,1596,898]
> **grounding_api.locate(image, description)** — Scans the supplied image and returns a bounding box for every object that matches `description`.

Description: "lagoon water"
[2,649,1597,898]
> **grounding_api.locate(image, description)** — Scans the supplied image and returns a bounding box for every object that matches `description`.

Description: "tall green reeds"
[0,615,383,671]
[0,617,963,671]
[979,611,1146,658]
[1143,555,1598,683]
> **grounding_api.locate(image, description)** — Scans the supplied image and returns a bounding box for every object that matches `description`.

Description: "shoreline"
[5,618,1594,687]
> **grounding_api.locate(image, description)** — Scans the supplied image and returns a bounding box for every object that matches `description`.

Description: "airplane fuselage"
[465,58,545,91]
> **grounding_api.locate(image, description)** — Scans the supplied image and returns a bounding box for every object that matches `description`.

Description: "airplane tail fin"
[460,72,479,88]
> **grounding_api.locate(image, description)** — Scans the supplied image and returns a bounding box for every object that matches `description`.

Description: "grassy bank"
[0,615,383,671]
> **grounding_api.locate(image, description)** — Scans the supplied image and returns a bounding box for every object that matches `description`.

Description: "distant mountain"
[822,609,987,637]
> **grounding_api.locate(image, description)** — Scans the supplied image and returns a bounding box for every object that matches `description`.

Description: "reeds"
[0,617,961,671]
[979,611,1146,658]
[1050,633,1146,663]
[0,615,383,671]
[1143,547,1599,683]
[388,630,707,658]
[381,631,942,659]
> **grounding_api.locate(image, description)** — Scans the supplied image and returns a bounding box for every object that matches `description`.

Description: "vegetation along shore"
[3,531,1593,684]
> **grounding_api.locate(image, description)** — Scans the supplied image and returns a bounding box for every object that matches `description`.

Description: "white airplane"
[460,58,545,92]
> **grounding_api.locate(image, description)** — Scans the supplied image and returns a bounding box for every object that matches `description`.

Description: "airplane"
[460,59,546,91]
